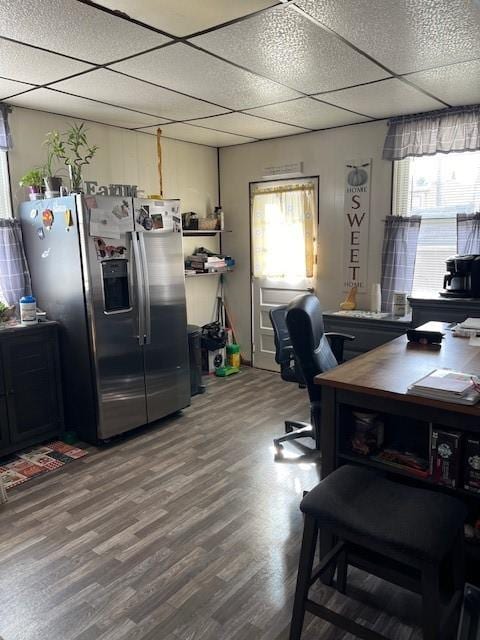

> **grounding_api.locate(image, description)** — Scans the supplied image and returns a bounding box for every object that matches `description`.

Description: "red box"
[463,437,480,494]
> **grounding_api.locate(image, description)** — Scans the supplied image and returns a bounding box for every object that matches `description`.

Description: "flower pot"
[44,176,63,198]
[27,186,43,201]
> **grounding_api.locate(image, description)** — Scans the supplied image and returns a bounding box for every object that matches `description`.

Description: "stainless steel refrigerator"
[19,195,190,443]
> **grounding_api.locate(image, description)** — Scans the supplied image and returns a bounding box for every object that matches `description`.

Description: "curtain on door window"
[252,183,314,279]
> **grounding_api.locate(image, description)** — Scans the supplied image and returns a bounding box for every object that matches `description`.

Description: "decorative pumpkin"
[346,163,369,187]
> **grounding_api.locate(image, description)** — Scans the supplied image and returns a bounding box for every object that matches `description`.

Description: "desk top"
[315,323,480,415]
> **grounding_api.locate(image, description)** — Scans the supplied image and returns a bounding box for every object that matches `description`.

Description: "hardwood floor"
[0,367,421,639]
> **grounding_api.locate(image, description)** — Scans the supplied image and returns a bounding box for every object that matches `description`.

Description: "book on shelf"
[407,368,480,404]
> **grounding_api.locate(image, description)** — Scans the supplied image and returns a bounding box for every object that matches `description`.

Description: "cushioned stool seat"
[290,465,467,640]
[301,464,467,564]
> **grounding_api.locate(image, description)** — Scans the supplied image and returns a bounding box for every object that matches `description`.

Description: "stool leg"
[289,515,318,640]
[336,547,348,595]
[421,563,441,640]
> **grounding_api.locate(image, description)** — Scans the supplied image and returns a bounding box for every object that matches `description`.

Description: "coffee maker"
[440,254,480,298]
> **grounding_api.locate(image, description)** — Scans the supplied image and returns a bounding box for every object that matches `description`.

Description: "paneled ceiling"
[1,0,479,148]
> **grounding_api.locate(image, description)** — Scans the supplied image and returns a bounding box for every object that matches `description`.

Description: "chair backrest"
[269,305,291,366]
[286,294,338,401]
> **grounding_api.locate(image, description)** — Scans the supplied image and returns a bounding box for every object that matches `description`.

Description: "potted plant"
[53,123,98,193]
[43,130,64,197]
[19,168,44,201]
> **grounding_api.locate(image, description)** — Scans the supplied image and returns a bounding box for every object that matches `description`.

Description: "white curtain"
[252,184,315,279]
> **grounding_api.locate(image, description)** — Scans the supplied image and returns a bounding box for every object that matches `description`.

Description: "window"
[0,151,12,219]
[393,151,480,296]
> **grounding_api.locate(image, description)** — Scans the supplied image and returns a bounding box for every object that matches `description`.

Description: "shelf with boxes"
[336,405,480,574]
[184,247,235,277]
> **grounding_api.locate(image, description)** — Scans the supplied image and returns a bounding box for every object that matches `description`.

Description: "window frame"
[0,150,13,219]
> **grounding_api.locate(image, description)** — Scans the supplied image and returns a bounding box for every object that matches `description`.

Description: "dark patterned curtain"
[381,216,421,312]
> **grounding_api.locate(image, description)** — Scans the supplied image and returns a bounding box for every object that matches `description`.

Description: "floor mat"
[0,441,87,490]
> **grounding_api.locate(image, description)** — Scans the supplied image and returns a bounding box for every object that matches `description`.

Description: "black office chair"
[271,294,353,450]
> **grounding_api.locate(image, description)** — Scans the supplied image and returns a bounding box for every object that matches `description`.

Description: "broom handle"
[156,128,164,198]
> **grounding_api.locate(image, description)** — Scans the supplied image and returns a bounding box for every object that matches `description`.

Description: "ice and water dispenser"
[101,259,130,312]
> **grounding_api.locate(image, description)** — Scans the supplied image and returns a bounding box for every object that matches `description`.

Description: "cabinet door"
[2,329,62,445]
[0,359,10,450]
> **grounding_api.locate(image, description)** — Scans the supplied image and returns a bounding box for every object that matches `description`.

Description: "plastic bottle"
[20,295,37,325]
[226,343,241,368]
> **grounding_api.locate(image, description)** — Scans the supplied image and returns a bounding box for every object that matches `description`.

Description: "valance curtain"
[380,216,421,312]
[383,105,480,161]
[0,103,12,151]
[252,183,315,279]
[0,220,32,306]
[457,212,480,255]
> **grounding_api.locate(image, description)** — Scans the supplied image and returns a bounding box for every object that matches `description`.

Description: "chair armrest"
[325,332,355,363]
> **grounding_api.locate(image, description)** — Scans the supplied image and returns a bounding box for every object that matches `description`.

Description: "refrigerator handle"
[138,232,151,345]
[130,231,145,346]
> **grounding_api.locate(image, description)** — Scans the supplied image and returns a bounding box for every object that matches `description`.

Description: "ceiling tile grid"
[317,79,446,120]
[295,0,480,75]
[244,97,372,129]
[111,43,302,110]
[138,123,256,147]
[0,39,93,85]
[93,0,277,37]
[8,89,167,129]
[405,60,480,108]
[186,112,308,139]
[191,4,389,94]
[50,69,229,121]
[0,77,33,100]
[0,0,170,64]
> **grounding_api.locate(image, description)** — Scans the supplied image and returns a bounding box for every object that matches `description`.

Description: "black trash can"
[187,325,206,396]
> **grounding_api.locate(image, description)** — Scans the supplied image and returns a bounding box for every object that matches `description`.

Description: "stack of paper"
[408,368,480,404]
[452,317,480,337]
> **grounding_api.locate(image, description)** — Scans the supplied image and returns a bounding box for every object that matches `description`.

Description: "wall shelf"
[185,270,233,278]
[183,230,231,237]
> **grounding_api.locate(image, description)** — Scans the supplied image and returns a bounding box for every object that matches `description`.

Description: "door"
[79,196,148,439]
[133,198,190,422]
[251,179,318,371]
[3,329,61,445]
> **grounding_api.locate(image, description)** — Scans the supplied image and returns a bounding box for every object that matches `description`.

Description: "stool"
[290,465,467,640]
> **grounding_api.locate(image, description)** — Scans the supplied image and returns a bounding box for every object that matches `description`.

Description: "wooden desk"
[315,324,480,582]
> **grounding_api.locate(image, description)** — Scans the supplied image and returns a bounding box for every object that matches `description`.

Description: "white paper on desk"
[89,209,120,239]
[469,335,480,346]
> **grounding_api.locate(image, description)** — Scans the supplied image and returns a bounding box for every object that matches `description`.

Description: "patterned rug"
[0,441,88,490]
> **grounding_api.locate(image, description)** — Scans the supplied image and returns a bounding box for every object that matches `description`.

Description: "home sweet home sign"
[342,159,371,292]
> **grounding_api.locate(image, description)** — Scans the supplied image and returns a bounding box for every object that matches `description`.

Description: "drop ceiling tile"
[111,43,301,110]
[93,0,276,36]
[138,123,255,147]
[0,40,93,85]
[245,98,371,129]
[0,0,170,64]
[296,0,480,74]
[318,79,444,119]
[188,113,307,139]
[0,77,33,99]
[191,5,388,94]
[405,60,480,107]
[51,69,228,120]
[8,89,166,128]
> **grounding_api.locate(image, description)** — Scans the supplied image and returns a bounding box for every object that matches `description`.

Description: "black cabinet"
[409,296,480,327]
[0,322,63,457]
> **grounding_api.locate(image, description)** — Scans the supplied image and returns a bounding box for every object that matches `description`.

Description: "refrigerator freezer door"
[134,199,190,421]
[79,196,148,439]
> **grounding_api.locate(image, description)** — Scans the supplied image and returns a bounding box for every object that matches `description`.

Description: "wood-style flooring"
[0,367,422,639]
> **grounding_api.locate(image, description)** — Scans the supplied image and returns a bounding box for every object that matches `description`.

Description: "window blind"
[0,152,12,219]
[392,151,480,296]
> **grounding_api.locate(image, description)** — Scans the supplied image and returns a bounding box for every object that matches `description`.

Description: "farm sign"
[342,159,371,292]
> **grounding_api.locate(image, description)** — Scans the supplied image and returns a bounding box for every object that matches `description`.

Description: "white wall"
[219,120,392,355]
[8,106,220,326]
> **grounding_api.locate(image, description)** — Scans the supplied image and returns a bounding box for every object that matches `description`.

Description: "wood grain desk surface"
[315,323,480,416]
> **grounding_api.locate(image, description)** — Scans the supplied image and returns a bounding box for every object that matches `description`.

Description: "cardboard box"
[463,437,480,494]
[430,428,462,488]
